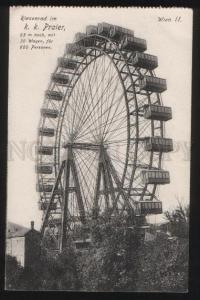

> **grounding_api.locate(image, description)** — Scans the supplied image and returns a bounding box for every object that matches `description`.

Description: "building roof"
[6,221,36,238]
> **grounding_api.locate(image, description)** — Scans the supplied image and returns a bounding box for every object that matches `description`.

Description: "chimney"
[31,221,34,230]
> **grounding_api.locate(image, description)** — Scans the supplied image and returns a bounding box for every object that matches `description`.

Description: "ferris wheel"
[36,23,173,251]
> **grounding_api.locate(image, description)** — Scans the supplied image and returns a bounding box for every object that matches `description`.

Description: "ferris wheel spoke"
[100,56,116,135]
[79,164,97,198]
[74,151,97,210]
[97,56,107,137]
[108,151,127,167]
[67,57,96,130]
[105,121,128,142]
[138,119,152,135]
[61,116,78,141]
[72,155,91,214]
[69,62,94,136]
[108,146,127,160]
[76,61,123,136]
[99,55,107,136]
[76,87,125,142]
[75,149,98,183]
[132,174,149,189]
[47,97,60,111]
[100,110,127,134]
[73,66,103,139]
[106,130,128,146]
[137,154,148,166]
[75,149,98,182]
[62,100,82,131]
[101,77,121,139]
[77,56,100,117]
[62,95,93,137]
[79,154,102,202]
[93,56,104,134]
[108,157,126,174]
[74,54,114,133]
[78,164,97,202]
[73,57,95,102]
[76,95,125,142]
[78,120,128,144]
[37,27,171,249]
[70,87,97,139]
[74,109,127,142]
[103,104,127,139]
[137,149,151,166]
[103,103,127,141]
[96,65,122,114]
[82,57,105,138]
[72,80,95,133]
[137,157,151,168]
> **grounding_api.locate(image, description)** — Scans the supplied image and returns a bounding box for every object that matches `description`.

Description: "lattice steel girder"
[94,162,110,214]
[63,142,108,151]
[41,160,65,236]
[93,146,116,216]
[60,152,71,251]
[38,27,169,252]
[68,149,86,223]
[103,149,134,211]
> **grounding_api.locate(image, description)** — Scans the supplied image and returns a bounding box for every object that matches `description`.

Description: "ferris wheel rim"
[37,29,165,218]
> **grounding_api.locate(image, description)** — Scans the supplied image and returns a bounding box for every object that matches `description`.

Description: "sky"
[7,7,193,230]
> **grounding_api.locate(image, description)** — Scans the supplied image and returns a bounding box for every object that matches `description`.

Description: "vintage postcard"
[6,6,192,292]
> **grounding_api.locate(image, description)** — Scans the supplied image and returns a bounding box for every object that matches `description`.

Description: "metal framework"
[36,23,173,251]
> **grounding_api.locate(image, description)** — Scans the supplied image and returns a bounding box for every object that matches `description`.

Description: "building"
[6,221,41,267]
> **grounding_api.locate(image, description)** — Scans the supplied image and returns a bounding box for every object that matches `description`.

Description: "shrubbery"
[5,205,189,291]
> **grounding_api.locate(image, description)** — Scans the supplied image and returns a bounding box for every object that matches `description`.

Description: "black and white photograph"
[6,6,192,292]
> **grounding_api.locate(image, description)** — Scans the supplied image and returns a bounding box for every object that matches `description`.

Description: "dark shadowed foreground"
[5,204,189,292]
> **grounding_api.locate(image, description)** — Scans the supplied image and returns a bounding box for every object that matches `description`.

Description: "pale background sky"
[8,7,193,230]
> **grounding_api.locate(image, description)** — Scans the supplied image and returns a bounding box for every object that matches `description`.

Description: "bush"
[5,255,23,290]
[77,215,141,291]
[5,205,189,291]
[135,236,188,292]
[39,246,81,290]
[5,244,81,290]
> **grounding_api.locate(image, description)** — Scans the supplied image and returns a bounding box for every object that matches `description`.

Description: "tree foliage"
[5,255,23,290]
[5,205,189,291]
[5,244,80,290]
[77,214,141,291]
[164,203,189,238]
[135,236,188,292]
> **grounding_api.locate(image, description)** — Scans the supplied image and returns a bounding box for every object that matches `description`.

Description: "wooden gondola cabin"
[139,201,162,215]
[143,104,172,121]
[139,75,167,93]
[144,137,173,152]
[141,170,170,185]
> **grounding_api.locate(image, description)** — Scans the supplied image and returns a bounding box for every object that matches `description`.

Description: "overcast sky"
[8,7,192,230]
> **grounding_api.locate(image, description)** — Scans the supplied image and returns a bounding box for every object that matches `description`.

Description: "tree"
[135,235,188,292]
[77,213,141,291]
[77,205,189,292]
[5,255,23,290]
[135,204,189,292]
[38,243,81,290]
[5,243,81,290]
[164,203,189,238]
[5,204,189,291]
